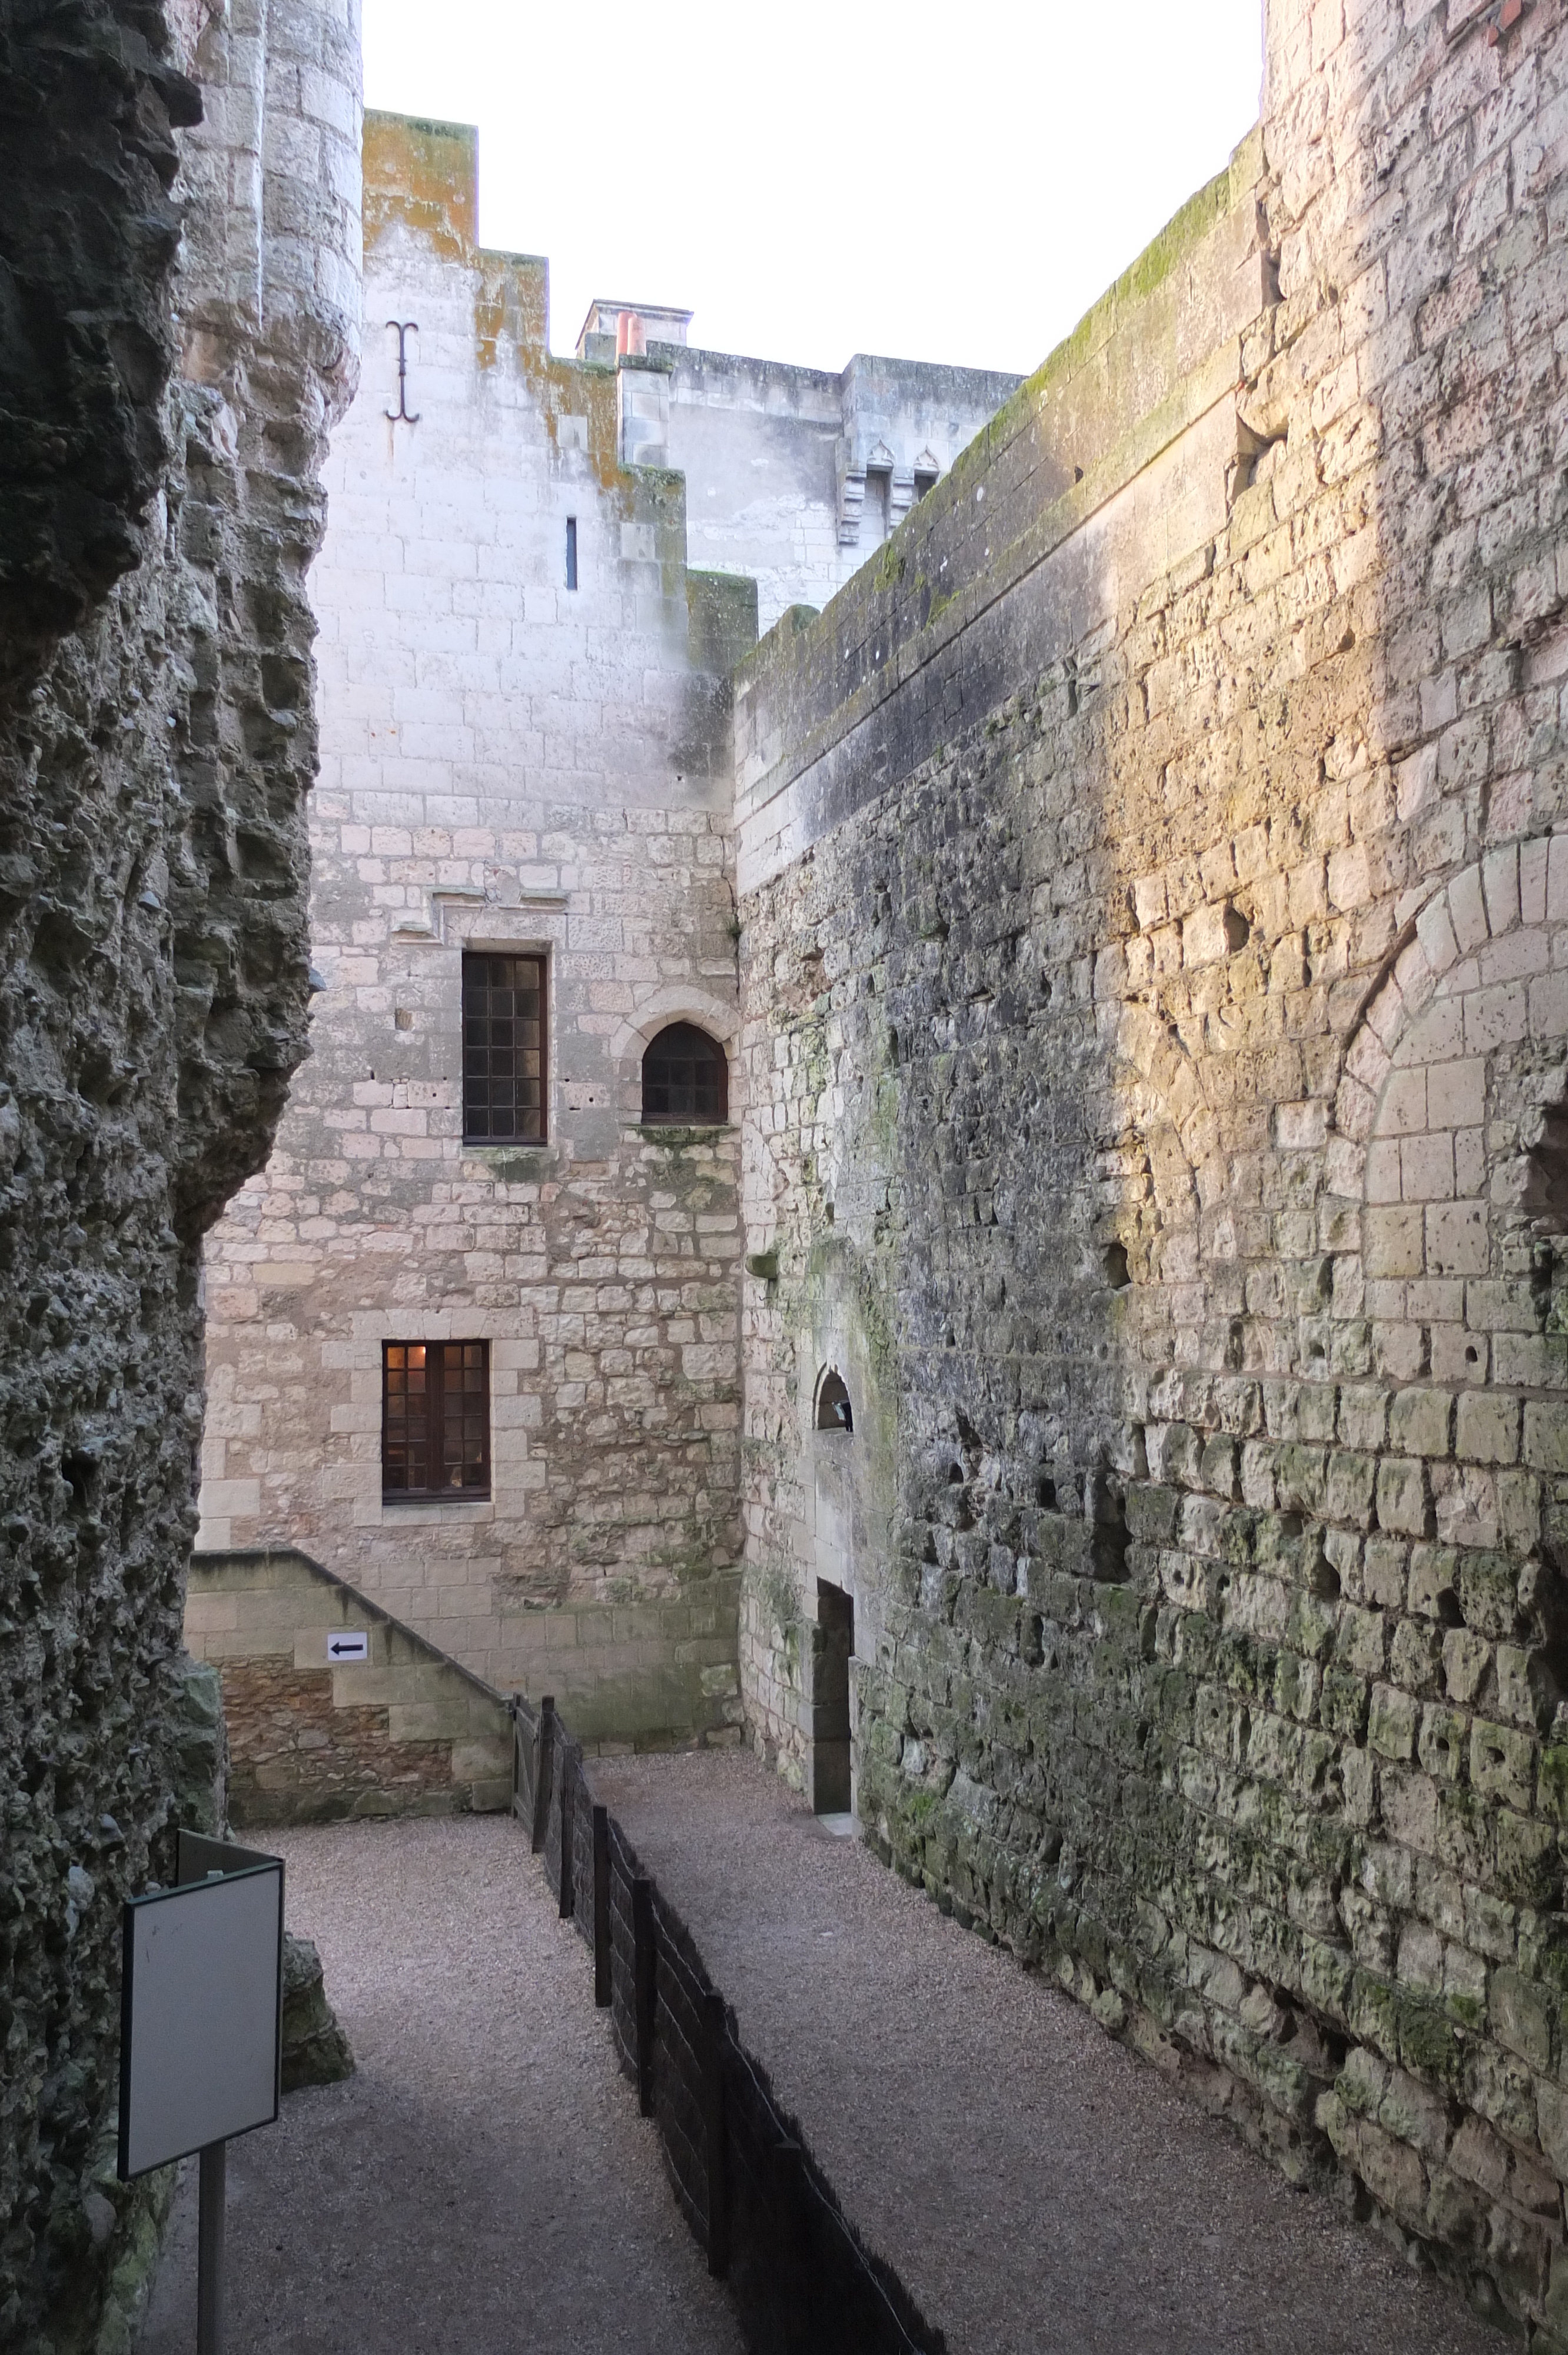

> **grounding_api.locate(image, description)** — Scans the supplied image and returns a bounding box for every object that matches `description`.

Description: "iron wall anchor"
[386,320,420,423]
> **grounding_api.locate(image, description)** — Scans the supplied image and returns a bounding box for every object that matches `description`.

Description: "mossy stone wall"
[735,0,1568,2331]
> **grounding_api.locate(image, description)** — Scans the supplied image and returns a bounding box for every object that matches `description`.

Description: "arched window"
[642,1023,728,1125]
[816,1371,853,1434]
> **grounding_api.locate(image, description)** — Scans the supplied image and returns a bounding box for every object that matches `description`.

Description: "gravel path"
[592,1747,1504,2355]
[136,1816,739,2355]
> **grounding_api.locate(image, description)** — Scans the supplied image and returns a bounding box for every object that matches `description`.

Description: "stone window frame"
[346,1308,537,1532]
[815,1366,854,1435]
[608,986,740,1130]
[396,900,566,1162]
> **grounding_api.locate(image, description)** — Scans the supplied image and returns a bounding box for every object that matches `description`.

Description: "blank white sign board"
[118,1843,283,2178]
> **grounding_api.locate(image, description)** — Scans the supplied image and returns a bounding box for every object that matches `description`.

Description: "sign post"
[197,2142,225,2354]
[119,1831,285,2353]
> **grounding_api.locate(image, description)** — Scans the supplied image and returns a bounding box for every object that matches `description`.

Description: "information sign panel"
[117,1835,284,2180]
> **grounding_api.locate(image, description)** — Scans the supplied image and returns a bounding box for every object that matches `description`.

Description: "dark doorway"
[812,1581,853,1816]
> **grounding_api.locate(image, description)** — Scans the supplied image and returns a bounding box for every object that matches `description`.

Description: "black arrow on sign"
[329,1640,364,1657]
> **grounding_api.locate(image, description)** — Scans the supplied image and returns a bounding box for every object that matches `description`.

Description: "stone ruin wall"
[0,2,358,2344]
[736,0,1568,2329]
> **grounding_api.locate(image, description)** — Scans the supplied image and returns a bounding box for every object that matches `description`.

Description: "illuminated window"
[816,1371,853,1433]
[381,1342,490,1500]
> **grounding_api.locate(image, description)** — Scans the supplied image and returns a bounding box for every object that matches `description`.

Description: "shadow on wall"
[736,0,1568,2327]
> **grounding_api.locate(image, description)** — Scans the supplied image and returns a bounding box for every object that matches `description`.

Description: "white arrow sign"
[327,1630,369,1661]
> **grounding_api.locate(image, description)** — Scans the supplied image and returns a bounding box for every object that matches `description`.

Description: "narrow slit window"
[382,1342,490,1500]
[463,951,546,1145]
[816,1370,853,1433]
[565,516,578,591]
[641,1022,727,1125]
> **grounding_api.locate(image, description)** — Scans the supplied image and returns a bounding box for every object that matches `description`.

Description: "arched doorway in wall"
[811,1364,856,1820]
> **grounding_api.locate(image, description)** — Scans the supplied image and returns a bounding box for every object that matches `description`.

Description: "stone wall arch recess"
[1300,836,1568,1730]
[1330,837,1568,1397]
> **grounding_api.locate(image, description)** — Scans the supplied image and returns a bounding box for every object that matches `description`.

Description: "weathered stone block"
[1526,1402,1568,1476]
[1390,1389,1455,1460]
[1494,1810,1560,1907]
[1326,1450,1377,1526]
[1457,1391,1522,1466]
[281,1933,356,2091]
[1490,1966,1555,2074]
[1370,1683,1418,1761]
[1377,1458,1433,1537]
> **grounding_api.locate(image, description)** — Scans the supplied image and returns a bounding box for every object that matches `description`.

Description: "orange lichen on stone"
[363,108,477,264]
[473,251,547,373]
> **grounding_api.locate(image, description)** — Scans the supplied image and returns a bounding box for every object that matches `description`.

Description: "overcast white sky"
[363,0,1265,380]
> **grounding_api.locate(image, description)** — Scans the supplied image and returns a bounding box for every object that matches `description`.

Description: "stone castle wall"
[735,0,1568,2327]
[0,3,359,2344]
[197,115,748,1743]
[665,346,1023,633]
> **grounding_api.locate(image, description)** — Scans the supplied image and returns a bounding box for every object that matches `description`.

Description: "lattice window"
[641,1022,727,1125]
[463,953,546,1144]
[382,1342,491,1499]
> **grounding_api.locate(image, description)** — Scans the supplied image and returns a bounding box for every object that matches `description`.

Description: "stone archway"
[1331,840,1568,1397]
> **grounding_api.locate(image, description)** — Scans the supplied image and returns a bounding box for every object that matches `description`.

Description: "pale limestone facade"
[196,111,1014,1741]
[572,297,1021,632]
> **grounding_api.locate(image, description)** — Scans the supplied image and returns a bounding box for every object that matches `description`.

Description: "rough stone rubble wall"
[0,2,358,2344]
[737,0,1568,2329]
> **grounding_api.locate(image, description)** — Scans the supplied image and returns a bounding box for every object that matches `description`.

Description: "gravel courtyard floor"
[592,1746,1506,2355]
[135,1815,739,2355]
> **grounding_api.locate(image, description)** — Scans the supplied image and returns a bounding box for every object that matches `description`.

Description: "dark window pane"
[463,953,546,1143]
[383,1341,490,1499]
[640,1022,727,1126]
